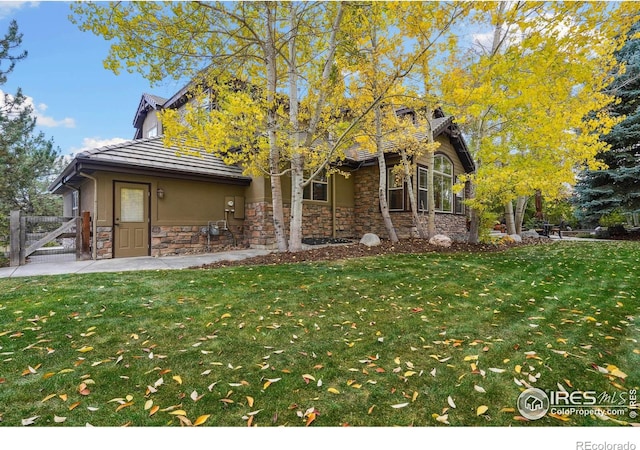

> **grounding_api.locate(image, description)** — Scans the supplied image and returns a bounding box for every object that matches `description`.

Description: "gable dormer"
[133,93,168,139]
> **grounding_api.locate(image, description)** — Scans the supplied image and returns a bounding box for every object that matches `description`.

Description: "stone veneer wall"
[353,165,469,240]
[95,224,246,259]
[244,201,356,248]
[150,224,244,257]
[95,226,113,260]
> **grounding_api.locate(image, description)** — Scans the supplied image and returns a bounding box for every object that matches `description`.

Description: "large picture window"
[417,155,454,213]
[387,168,404,211]
[303,170,328,202]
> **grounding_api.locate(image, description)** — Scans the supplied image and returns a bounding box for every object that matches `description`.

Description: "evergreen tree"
[574,20,640,227]
[0,20,62,245]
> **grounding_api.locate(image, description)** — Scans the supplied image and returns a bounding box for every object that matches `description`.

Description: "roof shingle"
[49,137,250,193]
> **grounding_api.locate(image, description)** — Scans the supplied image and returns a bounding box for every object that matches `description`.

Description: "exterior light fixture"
[157,187,165,199]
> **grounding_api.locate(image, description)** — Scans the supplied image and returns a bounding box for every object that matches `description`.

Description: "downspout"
[78,172,98,260]
[332,175,337,239]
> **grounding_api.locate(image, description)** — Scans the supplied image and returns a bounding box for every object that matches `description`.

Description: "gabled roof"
[344,116,475,173]
[132,93,169,139]
[49,137,251,194]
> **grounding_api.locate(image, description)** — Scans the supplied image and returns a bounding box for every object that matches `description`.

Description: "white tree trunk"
[265,6,288,252]
[425,117,436,238]
[291,3,344,252]
[400,149,427,239]
[514,195,528,235]
[288,4,304,253]
[504,201,516,235]
[376,105,398,242]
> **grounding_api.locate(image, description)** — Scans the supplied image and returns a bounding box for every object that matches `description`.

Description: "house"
[49,85,475,259]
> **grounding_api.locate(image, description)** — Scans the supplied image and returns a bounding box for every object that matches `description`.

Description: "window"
[71,191,79,217]
[454,177,465,214]
[147,124,158,138]
[387,167,404,211]
[120,188,145,222]
[303,170,328,202]
[199,88,215,112]
[418,167,428,211]
[434,155,453,213]
[418,155,454,213]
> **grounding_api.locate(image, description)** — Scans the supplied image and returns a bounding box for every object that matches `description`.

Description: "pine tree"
[574,20,640,227]
[0,21,62,245]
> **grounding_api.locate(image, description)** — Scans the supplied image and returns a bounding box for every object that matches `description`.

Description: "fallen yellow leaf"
[169,410,187,416]
[115,401,134,412]
[246,396,254,408]
[193,414,211,426]
[41,394,56,403]
[327,387,340,394]
[77,346,94,353]
[477,405,489,416]
[68,401,80,411]
[433,413,450,425]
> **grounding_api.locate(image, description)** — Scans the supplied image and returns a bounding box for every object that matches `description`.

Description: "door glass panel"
[121,188,144,222]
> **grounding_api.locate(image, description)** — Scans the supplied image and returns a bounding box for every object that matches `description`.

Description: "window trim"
[417,155,455,214]
[303,170,329,202]
[387,167,405,211]
[433,154,454,214]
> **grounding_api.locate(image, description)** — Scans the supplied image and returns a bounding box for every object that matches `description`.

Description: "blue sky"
[0,1,184,156]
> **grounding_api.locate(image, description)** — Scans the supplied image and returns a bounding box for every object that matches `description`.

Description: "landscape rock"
[360,233,381,247]
[509,234,523,243]
[429,234,452,248]
[521,230,540,239]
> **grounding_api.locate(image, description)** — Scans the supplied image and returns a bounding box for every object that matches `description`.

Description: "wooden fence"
[9,211,91,266]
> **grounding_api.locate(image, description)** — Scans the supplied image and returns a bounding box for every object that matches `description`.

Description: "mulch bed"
[193,237,551,270]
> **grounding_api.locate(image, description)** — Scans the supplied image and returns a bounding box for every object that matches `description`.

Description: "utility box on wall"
[225,196,245,220]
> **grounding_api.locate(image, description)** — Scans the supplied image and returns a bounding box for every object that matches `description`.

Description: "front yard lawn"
[0,241,638,427]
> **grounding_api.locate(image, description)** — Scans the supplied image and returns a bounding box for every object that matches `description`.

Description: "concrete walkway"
[0,248,273,279]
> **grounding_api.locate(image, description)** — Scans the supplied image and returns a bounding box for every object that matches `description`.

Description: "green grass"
[0,241,638,427]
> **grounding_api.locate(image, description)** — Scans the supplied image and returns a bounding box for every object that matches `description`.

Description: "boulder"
[360,233,381,247]
[509,234,523,243]
[521,230,539,239]
[429,234,452,248]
